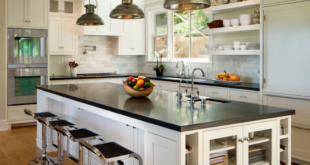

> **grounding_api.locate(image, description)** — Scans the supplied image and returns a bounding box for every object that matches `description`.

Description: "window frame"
[146,4,212,64]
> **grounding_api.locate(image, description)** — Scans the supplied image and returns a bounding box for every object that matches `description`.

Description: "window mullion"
[189,11,192,59]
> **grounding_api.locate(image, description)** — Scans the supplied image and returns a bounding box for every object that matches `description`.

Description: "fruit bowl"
[123,81,154,97]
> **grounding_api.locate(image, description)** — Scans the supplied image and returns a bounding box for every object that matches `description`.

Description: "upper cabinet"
[49,0,76,17]
[8,0,48,29]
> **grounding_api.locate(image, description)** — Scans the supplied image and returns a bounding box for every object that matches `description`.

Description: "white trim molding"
[145,0,164,5]
[0,120,10,131]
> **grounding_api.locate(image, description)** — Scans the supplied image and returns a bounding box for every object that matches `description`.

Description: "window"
[151,9,210,62]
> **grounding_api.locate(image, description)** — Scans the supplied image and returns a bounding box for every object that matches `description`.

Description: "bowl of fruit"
[213,70,241,84]
[123,76,156,97]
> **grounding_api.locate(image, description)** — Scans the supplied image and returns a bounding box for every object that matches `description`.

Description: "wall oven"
[7,29,48,105]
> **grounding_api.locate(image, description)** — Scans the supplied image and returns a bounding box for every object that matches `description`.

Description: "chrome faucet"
[176,60,185,78]
[190,68,205,104]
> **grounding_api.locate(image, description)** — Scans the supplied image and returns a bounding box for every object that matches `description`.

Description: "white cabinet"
[147,132,177,165]
[8,0,48,28]
[7,104,37,123]
[49,0,76,17]
[263,1,310,97]
[112,21,145,55]
[49,17,77,55]
[76,0,125,36]
[204,87,228,99]
[203,120,277,165]
[151,80,177,92]
[230,90,258,104]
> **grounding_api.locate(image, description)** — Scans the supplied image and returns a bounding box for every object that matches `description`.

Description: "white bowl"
[234,45,240,50]
[240,14,251,17]
[234,41,241,44]
[240,45,247,50]
[223,20,231,27]
[205,44,219,50]
[240,21,251,25]
[218,46,223,50]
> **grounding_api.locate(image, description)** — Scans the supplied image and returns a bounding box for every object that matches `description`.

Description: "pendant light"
[163,0,211,10]
[110,0,145,19]
[76,0,104,26]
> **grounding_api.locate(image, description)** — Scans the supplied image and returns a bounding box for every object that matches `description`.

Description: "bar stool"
[24,109,60,165]
[54,125,100,165]
[79,140,143,165]
[37,116,75,165]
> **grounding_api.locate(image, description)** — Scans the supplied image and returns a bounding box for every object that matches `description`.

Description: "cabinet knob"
[212,92,218,94]
[239,96,247,98]
[244,137,250,141]
[238,138,244,143]
[126,124,130,127]
[133,126,137,129]
[29,20,31,23]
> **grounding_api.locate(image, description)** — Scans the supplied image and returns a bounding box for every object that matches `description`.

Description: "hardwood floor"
[0,126,77,165]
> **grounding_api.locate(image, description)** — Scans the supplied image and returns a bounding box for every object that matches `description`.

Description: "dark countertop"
[36,83,294,132]
[50,74,260,91]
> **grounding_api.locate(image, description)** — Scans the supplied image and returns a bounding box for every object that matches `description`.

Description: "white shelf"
[202,24,260,34]
[199,50,260,55]
[250,160,270,165]
[280,134,289,139]
[249,137,270,146]
[202,0,260,13]
[210,141,236,154]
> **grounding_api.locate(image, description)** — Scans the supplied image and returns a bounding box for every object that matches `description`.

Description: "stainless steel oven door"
[7,28,48,64]
[7,67,47,105]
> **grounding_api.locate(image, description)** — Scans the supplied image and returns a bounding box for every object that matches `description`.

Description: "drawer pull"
[239,96,247,98]
[212,92,218,94]
[158,85,163,87]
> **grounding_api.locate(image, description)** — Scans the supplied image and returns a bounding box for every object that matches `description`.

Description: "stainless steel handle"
[126,124,130,127]
[29,20,31,23]
[25,20,28,22]
[212,92,218,94]
[239,96,247,98]
[133,126,137,129]
[158,85,163,87]
[238,138,244,143]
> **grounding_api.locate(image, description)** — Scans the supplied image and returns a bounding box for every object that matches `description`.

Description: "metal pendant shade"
[76,2,104,26]
[110,0,145,19]
[163,0,211,10]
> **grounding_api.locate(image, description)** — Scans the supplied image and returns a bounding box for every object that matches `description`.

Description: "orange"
[136,79,144,87]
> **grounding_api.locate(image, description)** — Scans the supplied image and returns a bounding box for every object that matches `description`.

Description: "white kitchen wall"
[49,36,140,75]
[138,55,260,83]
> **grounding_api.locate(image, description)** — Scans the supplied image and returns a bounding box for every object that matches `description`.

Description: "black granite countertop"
[50,74,260,91]
[36,83,294,132]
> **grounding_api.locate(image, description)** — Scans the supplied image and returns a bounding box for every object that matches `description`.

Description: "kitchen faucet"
[189,68,205,104]
[176,60,185,78]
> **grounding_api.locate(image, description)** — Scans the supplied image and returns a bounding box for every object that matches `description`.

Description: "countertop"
[36,83,294,132]
[49,74,260,91]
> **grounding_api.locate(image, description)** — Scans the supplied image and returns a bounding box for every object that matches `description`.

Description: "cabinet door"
[230,90,258,104]
[243,121,277,165]
[7,0,28,28]
[119,21,133,54]
[263,1,310,97]
[204,87,228,99]
[203,126,243,165]
[49,0,62,16]
[147,132,177,165]
[110,1,125,35]
[28,0,48,28]
[97,0,111,33]
[62,0,75,17]
[61,18,76,53]
[108,119,134,165]
[131,22,145,55]
[49,17,62,53]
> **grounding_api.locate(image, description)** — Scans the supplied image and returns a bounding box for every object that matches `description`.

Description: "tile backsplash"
[50,36,260,84]
[49,36,140,76]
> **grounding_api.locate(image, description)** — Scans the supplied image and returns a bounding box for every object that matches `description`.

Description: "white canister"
[70,68,77,77]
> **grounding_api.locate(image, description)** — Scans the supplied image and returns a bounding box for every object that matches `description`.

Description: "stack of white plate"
[240,14,251,25]
[247,43,260,50]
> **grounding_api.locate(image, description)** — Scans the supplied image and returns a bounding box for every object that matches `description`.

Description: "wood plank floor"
[0,126,77,165]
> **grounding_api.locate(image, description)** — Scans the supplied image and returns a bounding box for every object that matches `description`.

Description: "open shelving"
[249,137,270,146]
[280,134,289,139]
[202,0,260,13]
[210,141,236,154]
[202,24,260,34]
[199,50,260,55]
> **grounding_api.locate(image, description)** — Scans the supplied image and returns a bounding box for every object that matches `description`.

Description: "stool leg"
[79,144,84,165]
[57,132,63,165]
[87,140,91,165]
[42,124,47,156]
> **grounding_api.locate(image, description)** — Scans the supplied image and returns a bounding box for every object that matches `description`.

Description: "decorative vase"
[155,68,164,77]
[70,68,77,77]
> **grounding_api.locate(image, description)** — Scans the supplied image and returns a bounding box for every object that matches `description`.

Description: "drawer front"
[8,104,37,122]
[152,80,177,92]
[230,90,258,104]
[204,87,228,99]
[179,84,205,96]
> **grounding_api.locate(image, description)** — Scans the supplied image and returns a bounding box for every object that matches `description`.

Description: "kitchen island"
[36,83,294,165]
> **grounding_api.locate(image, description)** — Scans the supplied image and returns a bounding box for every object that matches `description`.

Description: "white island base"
[37,90,292,165]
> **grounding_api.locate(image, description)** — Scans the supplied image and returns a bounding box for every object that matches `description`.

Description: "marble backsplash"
[50,36,260,84]
[138,55,260,84]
